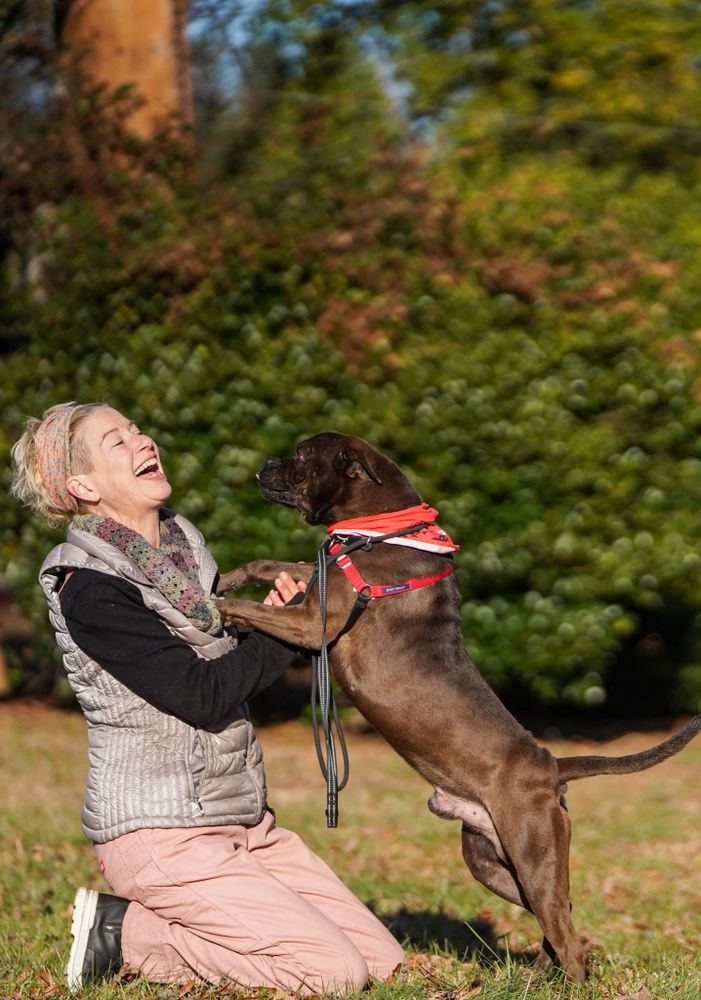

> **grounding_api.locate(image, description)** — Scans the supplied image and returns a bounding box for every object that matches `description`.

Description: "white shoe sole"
[65,887,99,989]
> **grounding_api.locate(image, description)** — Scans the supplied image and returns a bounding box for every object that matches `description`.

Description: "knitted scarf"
[71,512,223,635]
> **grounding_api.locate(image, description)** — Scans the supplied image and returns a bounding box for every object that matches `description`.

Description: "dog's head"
[257,432,422,525]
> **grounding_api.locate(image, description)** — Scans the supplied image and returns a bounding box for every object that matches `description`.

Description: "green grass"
[1,703,700,999]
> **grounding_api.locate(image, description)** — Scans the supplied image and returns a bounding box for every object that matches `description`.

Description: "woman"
[11,402,403,994]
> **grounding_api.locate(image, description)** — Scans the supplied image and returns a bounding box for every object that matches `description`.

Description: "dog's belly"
[428,788,507,862]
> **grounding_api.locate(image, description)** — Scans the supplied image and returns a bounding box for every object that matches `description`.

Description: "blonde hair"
[10,402,106,525]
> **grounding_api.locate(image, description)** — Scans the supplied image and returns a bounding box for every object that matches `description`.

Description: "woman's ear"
[66,475,100,505]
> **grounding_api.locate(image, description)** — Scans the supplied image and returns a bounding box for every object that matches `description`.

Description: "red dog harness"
[328,502,460,555]
[329,542,453,597]
[327,502,458,599]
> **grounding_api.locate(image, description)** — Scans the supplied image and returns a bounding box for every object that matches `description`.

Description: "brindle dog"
[217,432,701,981]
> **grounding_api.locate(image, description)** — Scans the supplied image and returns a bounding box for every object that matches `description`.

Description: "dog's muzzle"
[257,457,298,508]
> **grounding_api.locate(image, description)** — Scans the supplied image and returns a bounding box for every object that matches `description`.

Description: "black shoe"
[66,887,129,989]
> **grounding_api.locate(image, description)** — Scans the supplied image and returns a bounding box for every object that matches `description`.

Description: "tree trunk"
[61,0,193,137]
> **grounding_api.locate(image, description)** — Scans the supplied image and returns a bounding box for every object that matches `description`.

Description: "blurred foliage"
[3,0,701,715]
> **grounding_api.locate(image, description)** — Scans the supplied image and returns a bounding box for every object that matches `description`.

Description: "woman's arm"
[60,570,300,729]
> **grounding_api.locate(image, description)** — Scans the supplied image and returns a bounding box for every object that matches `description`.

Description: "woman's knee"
[303,940,369,995]
[368,936,405,982]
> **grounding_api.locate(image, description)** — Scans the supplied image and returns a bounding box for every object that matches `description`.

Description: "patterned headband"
[35,407,78,514]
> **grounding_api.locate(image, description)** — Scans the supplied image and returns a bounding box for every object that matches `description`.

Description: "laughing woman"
[10,402,403,994]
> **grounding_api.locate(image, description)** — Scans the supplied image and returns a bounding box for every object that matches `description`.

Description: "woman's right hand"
[263,571,307,607]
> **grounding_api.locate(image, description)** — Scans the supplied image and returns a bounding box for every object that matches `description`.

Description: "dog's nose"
[259,457,283,476]
[257,457,285,486]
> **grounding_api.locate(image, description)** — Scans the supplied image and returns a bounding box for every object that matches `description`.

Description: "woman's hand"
[263,571,307,606]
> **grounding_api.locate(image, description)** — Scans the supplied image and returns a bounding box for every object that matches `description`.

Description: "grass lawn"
[0,701,699,999]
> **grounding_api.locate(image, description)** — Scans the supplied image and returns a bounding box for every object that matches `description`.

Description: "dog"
[217,431,701,981]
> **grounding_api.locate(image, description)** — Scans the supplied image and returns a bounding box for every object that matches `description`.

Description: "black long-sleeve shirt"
[59,569,296,730]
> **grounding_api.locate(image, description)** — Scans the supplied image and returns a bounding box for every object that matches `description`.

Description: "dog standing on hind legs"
[216,431,701,982]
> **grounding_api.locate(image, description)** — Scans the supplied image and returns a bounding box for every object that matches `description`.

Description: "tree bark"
[60,0,193,136]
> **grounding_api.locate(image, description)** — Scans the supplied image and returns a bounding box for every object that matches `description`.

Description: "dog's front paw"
[216,568,249,595]
[217,598,240,624]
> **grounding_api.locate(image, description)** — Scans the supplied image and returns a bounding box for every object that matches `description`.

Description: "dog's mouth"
[257,472,299,510]
[259,482,298,507]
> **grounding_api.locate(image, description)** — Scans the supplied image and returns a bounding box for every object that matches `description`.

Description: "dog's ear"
[333,447,383,485]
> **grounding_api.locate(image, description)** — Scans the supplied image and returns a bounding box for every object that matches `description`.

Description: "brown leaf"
[36,968,60,997]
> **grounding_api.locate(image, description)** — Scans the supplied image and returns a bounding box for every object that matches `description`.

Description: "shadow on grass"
[379,907,536,966]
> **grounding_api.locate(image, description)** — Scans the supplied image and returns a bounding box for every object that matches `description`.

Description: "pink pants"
[94,811,404,994]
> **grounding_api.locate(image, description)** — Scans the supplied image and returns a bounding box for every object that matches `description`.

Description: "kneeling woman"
[11,402,403,994]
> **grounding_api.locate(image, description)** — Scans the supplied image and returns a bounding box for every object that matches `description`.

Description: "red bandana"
[328,502,460,554]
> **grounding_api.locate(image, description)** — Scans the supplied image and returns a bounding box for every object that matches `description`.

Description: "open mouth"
[134,457,163,480]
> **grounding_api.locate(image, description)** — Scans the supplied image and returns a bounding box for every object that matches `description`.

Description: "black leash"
[310,537,350,828]
[309,523,432,827]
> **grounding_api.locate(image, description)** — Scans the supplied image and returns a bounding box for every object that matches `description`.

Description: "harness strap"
[339,590,372,636]
[330,542,454,598]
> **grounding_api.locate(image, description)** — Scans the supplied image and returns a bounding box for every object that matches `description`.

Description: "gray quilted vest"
[39,512,267,843]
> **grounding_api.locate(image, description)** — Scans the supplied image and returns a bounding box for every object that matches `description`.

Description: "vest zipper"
[191,731,205,814]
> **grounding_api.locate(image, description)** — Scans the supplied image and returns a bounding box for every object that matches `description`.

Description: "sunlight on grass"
[1,704,700,999]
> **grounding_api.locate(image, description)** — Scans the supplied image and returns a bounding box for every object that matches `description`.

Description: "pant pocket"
[95,830,154,897]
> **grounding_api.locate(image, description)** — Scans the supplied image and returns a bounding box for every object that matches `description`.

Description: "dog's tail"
[556,715,701,783]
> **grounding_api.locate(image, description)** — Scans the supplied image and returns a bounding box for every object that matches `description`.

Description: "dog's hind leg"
[429,788,559,966]
[429,789,531,908]
[461,828,562,971]
[461,826,528,909]
[491,793,588,982]
[461,829,560,971]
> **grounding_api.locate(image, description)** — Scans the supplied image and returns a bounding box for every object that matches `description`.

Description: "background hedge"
[3,0,701,716]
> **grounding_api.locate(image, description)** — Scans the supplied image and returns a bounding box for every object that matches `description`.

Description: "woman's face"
[68,406,172,520]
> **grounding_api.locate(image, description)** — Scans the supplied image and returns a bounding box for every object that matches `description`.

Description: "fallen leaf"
[616,988,653,1000]
[36,968,59,997]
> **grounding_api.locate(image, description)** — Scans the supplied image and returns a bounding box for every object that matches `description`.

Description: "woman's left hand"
[263,571,307,606]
